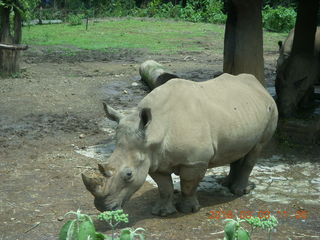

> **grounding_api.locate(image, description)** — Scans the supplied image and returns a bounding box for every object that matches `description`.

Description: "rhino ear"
[278,41,283,51]
[103,102,123,123]
[139,108,152,130]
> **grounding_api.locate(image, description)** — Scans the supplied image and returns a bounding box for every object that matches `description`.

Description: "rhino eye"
[121,168,133,182]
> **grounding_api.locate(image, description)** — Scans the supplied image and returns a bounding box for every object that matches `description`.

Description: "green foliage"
[1,0,40,20]
[222,215,279,240]
[223,218,250,240]
[98,209,129,240]
[262,5,296,32]
[98,209,129,228]
[199,0,226,24]
[59,209,101,240]
[59,209,145,240]
[118,228,145,240]
[245,215,278,240]
[67,13,84,26]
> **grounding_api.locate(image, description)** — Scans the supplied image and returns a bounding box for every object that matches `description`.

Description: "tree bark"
[275,0,319,118]
[139,60,178,90]
[223,0,264,84]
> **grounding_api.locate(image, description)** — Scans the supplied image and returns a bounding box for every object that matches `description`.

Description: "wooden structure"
[0,43,28,75]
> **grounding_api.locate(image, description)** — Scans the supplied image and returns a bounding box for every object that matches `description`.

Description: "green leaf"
[77,220,96,240]
[59,220,73,240]
[224,221,236,240]
[95,232,109,240]
[119,229,131,240]
[237,228,250,240]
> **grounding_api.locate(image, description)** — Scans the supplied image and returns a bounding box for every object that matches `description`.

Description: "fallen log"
[0,43,28,50]
[139,60,178,90]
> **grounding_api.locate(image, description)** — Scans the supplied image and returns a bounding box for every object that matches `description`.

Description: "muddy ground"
[0,44,319,240]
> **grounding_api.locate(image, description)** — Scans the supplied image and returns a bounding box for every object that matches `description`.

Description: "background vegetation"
[22,18,287,53]
[28,0,302,32]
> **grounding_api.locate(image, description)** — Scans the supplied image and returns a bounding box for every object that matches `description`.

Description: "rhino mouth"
[94,199,122,212]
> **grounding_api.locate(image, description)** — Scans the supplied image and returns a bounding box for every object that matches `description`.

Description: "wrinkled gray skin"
[82,73,278,216]
[277,27,320,69]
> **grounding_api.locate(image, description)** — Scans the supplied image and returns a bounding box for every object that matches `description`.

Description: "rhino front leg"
[149,172,177,216]
[177,165,206,213]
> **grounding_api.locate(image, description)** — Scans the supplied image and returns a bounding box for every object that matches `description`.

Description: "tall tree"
[223,0,264,84]
[275,0,319,117]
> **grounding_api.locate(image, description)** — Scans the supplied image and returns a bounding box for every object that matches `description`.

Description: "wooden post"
[0,44,28,75]
[139,60,178,90]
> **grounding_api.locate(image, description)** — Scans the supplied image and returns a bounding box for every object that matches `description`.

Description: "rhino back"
[139,73,277,169]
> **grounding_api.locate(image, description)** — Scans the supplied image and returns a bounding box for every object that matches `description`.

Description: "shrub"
[67,13,84,26]
[201,0,227,24]
[180,3,203,22]
[262,5,296,32]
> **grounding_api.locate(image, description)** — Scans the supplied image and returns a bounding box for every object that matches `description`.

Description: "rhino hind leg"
[223,145,262,195]
[150,173,177,216]
[176,165,207,213]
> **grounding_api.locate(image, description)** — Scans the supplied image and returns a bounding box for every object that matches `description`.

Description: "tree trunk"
[139,60,178,90]
[0,7,23,76]
[223,0,264,84]
[181,0,187,8]
[275,0,319,118]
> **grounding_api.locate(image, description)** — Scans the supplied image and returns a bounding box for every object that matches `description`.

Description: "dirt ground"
[0,44,319,240]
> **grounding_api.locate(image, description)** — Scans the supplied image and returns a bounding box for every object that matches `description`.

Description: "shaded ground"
[0,44,319,240]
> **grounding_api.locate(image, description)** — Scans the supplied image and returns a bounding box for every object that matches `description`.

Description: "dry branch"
[0,43,28,50]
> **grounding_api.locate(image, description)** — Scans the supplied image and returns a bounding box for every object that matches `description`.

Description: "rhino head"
[275,54,318,117]
[82,103,152,211]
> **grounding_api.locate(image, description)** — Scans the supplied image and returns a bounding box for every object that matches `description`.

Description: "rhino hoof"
[151,202,177,216]
[176,197,200,213]
[230,182,256,196]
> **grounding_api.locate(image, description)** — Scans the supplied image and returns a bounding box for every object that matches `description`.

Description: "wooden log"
[139,60,178,90]
[0,43,28,50]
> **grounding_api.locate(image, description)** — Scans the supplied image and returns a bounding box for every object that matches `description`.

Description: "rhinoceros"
[82,73,278,216]
[277,26,320,69]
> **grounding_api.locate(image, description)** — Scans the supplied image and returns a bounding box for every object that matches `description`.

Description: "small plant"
[245,215,278,240]
[59,209,145,240]
[223,217,250,240]
[98,210,129,240]
[222,214,279,240]
[59,209,106,240]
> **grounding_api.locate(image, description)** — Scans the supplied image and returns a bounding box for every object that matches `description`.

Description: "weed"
[59,209,145,240]
[222,215,278,240]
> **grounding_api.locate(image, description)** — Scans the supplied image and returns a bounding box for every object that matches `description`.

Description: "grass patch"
[23,18,288,54]
[22,18,225,54]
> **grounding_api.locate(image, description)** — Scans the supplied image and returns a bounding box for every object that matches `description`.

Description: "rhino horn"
[102,102,123,123]
[98,163,113,177]
[81,173,104,197]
